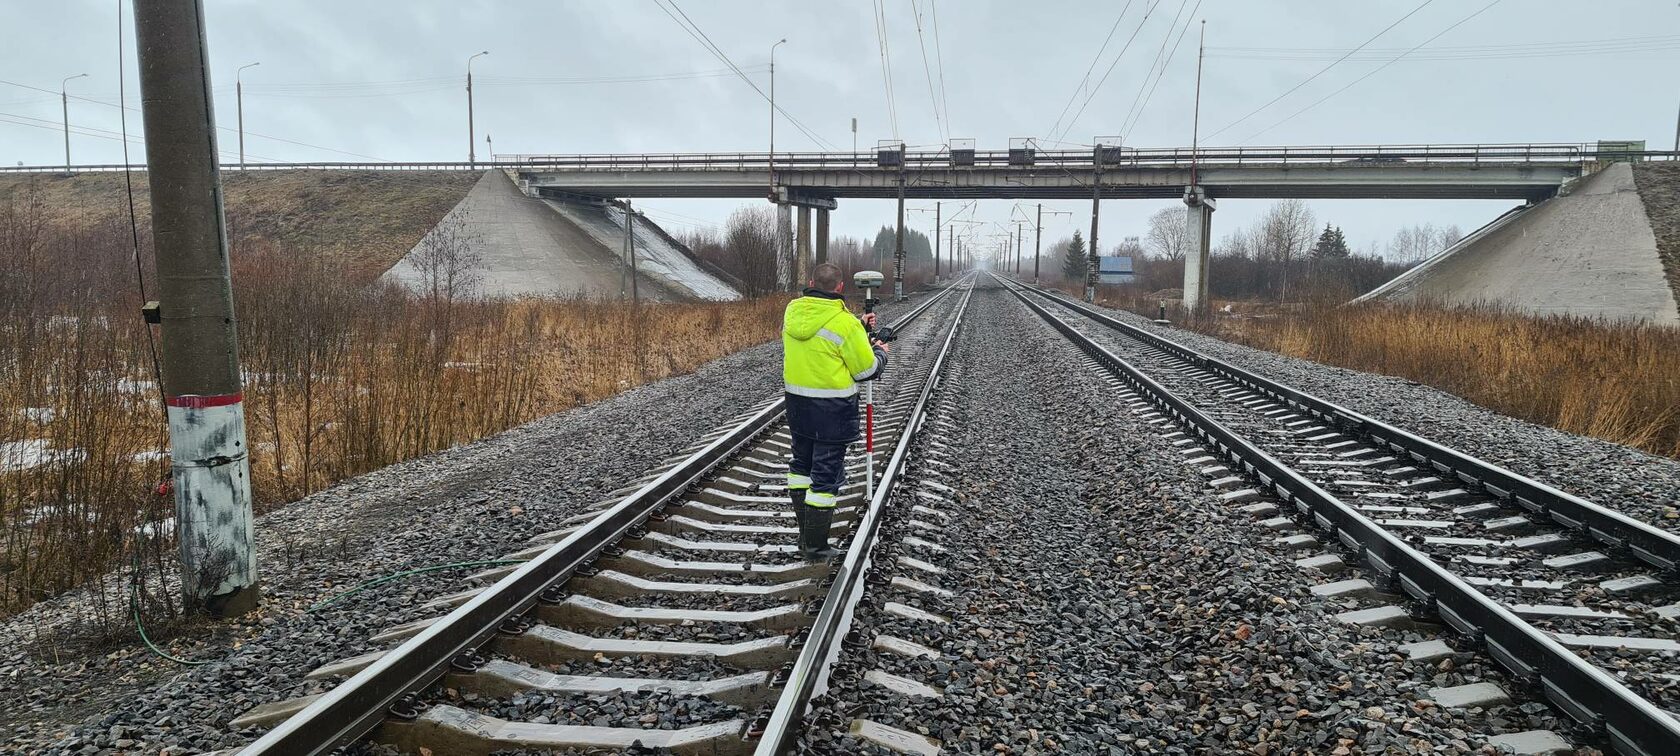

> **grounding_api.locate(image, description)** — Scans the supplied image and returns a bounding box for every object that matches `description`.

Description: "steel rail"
[753,277,975,754]
[999,275,1680,756]
[1025,285,1680,574]
[236,279,968,755]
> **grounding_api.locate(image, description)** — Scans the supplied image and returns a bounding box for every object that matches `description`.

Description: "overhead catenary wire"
[1055,0,1165,145]
[872,0,902,141]
[930,0,952,139]
[1120,0,1203,139]
[1238,0,1502,144]
[1116,0,1194,140]
[1045,0,1136,141]
[1201,0,1435,142]
[1209,33,1680,61]
[909,0,947,144]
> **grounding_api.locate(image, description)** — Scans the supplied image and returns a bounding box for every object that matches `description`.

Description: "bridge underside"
[521,164,1575,202]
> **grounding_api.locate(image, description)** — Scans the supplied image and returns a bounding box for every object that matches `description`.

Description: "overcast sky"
[4,0,1678,259]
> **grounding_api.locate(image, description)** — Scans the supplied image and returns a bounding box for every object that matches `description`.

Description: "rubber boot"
[790,488,808,531]
[799,505,843,562]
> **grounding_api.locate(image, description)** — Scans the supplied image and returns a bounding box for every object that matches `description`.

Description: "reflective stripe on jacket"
[782,290,883,399]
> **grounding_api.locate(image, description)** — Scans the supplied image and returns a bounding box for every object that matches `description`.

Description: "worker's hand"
[861,312,878,329]
[872,338,891,353]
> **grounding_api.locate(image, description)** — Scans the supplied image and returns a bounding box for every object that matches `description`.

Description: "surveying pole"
[134,0,258,618]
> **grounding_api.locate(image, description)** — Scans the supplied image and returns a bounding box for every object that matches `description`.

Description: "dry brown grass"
[0,182,784,623]
[1200,301,1680,458]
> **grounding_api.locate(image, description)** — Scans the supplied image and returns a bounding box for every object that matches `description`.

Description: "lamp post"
[768,38,787,196]
[467,50,488,166]
[61,73,87,174]
[236,62,259,169]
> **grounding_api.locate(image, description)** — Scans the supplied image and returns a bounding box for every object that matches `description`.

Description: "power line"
[0,109,283,163]
[1201,0,1434,142]
[1121,0,1202,139]
[0,77,384,161]
[1209,33,1680,60]
[1055,0,1164,145]
[1117,0,1193,139]
[1239,0,1502,144]
[653,0,838,150]
[909,0,947,144]
[1045,1,1135,141]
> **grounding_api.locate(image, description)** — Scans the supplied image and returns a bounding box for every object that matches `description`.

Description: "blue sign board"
[1098,256,1135,284]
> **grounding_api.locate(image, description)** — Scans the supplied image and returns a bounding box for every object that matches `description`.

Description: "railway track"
[221,276,974,755]
[999,274,1680,755]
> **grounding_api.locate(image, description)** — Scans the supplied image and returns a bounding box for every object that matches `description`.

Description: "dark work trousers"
[785,393,859,509]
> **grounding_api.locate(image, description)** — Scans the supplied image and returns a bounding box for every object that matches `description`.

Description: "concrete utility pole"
[1015,222,1023,274]
[1034,203,1042,284]
[467,50,488,167]
[236,62,258,170]
[933,201,941,281]
[894,171,906,300]
[133,0,257,618]
[61,73,87,174]
[1086,162,1101,302]
[851,116,858,155]
[485,133,492,161]
[624,200,639,303]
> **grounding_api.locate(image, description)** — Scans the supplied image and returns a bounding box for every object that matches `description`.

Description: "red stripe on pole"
[865,404,874,453]
[166,392,244,408]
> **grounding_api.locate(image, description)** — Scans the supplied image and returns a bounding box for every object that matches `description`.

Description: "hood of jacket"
[784,291,849,341]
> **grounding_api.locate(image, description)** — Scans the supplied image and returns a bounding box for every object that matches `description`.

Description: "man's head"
[810,263,845,293]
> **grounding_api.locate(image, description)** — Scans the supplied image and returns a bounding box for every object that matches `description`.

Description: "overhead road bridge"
[499,143,1655,202]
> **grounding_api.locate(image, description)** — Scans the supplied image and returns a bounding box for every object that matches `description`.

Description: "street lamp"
[467,50,489,166]
[768,38,786,196]
[61,73,87,174]
[236,62,259,169]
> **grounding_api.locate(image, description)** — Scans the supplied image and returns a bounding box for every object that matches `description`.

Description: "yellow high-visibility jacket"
[782,290,884,399]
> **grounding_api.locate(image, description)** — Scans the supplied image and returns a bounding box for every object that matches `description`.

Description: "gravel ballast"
[0,293,934,755]
[800,284,1586,754]
[1077,294,1680,534]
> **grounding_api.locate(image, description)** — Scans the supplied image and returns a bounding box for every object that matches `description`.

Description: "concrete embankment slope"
[382,171,739,301]
[1362,162,1680,325]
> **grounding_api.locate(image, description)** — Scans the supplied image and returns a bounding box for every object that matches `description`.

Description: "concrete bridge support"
[777,203,794,291]
[796,206,812,284]
[815,209,830,265]
[1181,187,1216,314]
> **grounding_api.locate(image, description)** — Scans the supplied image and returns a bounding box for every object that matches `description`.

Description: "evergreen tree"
[1311,223,1350,259]
[1061,231,1088,281]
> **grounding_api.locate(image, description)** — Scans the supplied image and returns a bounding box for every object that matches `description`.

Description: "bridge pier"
[777,203,794,291]
[815,209,829,265]
[1181,187,1216,315]
[796,206,812,284]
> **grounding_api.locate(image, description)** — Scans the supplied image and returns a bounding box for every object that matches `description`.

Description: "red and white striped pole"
[136,0,259,617]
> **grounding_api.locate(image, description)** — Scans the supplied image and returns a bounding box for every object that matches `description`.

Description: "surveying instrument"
[853,271,895,499]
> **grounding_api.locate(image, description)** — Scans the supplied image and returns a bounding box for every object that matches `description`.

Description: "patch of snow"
[19,407,55,423]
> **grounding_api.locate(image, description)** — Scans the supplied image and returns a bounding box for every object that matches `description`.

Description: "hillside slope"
[0,169,480,282]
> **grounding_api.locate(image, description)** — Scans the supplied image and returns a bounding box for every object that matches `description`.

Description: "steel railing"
[5,143,1673,175]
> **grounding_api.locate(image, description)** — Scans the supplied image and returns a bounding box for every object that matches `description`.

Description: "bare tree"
[1256,199,1316,301]
[410,209,483,305]
[1114,235,1144,260]
[722,206,779,296]
[1144,207,1188,262]
[1387,222,1464,265]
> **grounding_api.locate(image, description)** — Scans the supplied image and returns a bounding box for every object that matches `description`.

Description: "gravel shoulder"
[0,294,926,755]
[801,285,1581,754]
[1081,296,1680,534]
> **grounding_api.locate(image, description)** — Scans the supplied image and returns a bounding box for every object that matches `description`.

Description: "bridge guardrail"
[3,144,1674,174]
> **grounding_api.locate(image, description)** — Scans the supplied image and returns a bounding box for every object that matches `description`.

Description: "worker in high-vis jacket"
[782,263,889,560]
